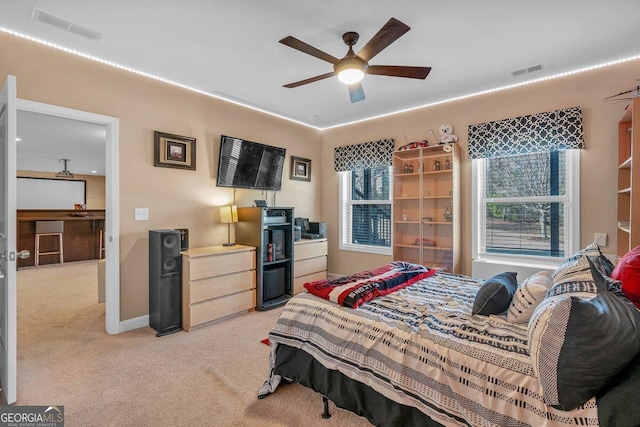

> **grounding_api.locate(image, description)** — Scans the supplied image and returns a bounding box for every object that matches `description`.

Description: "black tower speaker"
[149,229,183,337]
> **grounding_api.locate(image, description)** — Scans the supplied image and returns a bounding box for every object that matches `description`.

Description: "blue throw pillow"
[472,272,518,315]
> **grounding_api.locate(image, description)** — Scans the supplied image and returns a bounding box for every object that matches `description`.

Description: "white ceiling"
[16,110,106,176]
[4,1,640,173]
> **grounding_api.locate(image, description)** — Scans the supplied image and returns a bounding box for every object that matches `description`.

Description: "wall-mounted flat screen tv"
[216,135,286,190]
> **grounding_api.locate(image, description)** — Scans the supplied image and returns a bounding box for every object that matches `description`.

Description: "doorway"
[16,99,120,334]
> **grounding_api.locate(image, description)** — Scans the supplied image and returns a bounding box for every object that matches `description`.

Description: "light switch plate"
[594,232,607,247]
[135,208,149,221]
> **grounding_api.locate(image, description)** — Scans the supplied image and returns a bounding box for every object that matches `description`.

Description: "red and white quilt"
[303,261,435,308]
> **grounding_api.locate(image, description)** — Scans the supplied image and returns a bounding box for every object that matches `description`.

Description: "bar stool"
[97,220,106,259]
[35,220,64,268]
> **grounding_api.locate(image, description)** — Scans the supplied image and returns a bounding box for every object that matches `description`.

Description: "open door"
[0,75,18,404]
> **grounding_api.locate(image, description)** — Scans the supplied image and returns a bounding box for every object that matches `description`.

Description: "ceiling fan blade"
[348,82,365,103]
[356,18,410,62]
[603,87,638,100]
[283,72,335,88]
[367,65,431,79]
[279,36,340,64]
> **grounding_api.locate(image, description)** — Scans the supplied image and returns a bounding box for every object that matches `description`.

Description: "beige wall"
[321,59,639,276]
[1,33,321,320]
[17,170,106,209]
[3,31,636,321]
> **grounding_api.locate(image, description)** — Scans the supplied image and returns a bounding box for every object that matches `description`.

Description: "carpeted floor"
[16,261,372,426]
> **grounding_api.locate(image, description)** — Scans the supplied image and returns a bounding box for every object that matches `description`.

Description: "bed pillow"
[551,248,599,296]
[611,245,640,309]
[528,258,640,411]
[582,241,616,277]
[506,271,553,323]
[472,272,518,316]
[554,241,615,281]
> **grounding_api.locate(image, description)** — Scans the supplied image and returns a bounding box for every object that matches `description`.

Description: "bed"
[258,252,640,426]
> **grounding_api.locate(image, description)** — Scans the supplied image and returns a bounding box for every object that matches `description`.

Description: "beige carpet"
[17,261,372,426]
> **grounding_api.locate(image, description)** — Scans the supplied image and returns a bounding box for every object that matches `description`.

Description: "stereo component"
[175,228,189,251]
[310,222,327,238]
[149,229,183,337]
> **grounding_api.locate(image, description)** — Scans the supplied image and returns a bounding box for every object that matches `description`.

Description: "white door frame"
[16,99,121,334]
[1,75,18,404]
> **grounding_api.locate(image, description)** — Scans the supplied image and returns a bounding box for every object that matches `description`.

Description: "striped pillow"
[528,257,640,410]
[507,271,553,324]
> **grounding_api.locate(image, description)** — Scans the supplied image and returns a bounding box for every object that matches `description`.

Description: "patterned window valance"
[334,138,395,172]
[467,106,584,159]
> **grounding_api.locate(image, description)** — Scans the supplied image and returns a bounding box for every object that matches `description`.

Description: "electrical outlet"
[134,208,149,221]
[594,232,607,247]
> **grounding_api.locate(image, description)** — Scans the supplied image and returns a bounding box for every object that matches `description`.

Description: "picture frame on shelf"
[154,131,196,170]
[290,156,311,182]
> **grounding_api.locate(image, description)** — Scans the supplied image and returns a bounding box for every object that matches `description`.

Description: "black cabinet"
[236,207,294,310]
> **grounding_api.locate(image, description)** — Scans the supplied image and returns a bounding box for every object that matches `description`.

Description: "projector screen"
[17,177,86,209]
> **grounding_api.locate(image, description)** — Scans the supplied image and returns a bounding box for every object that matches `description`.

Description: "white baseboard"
[119,315,149,333]
[327,272,342,280]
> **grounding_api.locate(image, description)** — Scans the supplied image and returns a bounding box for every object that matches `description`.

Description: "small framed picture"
[154,131,196,170]
[290,156,311,182]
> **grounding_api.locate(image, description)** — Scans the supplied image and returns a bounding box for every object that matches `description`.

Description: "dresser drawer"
[295,240,327,261]
[187,250,255,281]
[294,256,327,278]
[189,290,256,328]
[187,270,255,305]
[293,271,327,295]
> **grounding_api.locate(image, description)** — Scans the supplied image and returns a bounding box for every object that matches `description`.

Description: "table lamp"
[219,205,238,246]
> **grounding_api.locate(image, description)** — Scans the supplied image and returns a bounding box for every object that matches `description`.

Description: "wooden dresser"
[293,238,327,294]
[181,245,256,331]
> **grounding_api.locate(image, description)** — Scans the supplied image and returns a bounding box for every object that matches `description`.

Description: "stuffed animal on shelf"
[436,123,458,145]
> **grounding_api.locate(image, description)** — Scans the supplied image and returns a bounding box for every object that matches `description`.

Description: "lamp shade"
[219,205,238,224]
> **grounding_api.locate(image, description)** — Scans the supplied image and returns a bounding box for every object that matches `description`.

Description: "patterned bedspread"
[260,272,600,426]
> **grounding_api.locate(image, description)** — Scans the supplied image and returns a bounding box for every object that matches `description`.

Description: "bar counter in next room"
[17,209,106,269]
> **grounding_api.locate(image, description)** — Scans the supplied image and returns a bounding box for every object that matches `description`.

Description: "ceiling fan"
[279,17,431,103]
[603,80,640,103]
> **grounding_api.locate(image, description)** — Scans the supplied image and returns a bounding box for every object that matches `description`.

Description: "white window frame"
[472,150,580,269]
[338,168,393,255]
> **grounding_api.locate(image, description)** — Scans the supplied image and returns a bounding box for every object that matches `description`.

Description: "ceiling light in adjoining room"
[91,170,97,174]
[15,137,21,142]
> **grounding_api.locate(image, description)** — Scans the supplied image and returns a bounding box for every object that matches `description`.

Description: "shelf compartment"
[394,244,454,251]
[619,157,632,169]
[618,221,631,233]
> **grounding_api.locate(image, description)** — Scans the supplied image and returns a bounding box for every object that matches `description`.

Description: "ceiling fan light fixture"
[334,57,367,85]
[337,68,365,85]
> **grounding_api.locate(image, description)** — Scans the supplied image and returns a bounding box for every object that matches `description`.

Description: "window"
[473,150,580,264]
[339,166,392,255]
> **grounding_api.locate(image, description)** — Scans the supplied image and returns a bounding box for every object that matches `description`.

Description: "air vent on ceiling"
[511,63,545,78]
[31,7,103,41]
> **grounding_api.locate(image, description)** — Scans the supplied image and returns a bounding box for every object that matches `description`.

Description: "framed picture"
[290,156,311,182]
[153,131,196,170]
